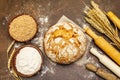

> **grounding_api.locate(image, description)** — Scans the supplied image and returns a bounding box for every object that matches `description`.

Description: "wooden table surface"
[0,0,120,80]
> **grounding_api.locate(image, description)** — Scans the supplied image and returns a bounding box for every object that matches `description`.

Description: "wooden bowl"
[12,45,43,77]
[9,15,38,42]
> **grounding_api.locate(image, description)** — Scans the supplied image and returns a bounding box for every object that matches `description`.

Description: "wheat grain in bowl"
[9,15,37,42]
[44,22,87,64]
[12,45,43,77]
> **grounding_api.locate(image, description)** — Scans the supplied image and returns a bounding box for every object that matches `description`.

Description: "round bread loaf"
[44,22,87,64]
[13,45,43,77]
[9,15,37,42]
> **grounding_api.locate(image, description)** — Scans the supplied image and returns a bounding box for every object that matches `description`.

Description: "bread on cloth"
[44,22,87,64]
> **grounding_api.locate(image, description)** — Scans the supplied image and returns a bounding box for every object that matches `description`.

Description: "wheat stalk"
[7,41,22,80]
[84,1,120,49]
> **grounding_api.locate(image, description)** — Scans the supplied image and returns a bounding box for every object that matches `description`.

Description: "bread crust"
[44,22,87,64]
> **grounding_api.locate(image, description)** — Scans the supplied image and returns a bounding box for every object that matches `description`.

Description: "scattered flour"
[83,71,95,79]
[14,42,24,48]
[38,16,49,25]
[40,65,55,77]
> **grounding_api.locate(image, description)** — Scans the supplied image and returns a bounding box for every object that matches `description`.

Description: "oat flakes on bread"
[9,15,37,42]
[44,22,87,64]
